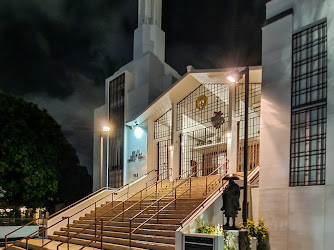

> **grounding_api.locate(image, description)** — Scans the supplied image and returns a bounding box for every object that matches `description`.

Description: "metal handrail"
[179,168,258,229]
[145,167,172,191]
[48,169,161,249]
[130,188,190,247]
[77,168,173,249]
[129,174,196,247]
[205,164,226,195]
[4,186,110,248]
[128,167,208,247]
[179,175,229,228]
[4,169,157,250]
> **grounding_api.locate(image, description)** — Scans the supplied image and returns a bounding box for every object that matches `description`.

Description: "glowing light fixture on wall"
[103,125,111,132]
[227,70,245,83]
[134,124,144,138]
[169,145,174,151]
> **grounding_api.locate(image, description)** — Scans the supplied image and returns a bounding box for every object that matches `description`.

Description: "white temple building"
[5,0,334,249]
[90,0,334,249]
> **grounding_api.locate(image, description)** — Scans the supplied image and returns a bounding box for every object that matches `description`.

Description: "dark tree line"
[0,91,92,211]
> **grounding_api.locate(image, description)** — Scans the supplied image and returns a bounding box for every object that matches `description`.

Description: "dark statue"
[221,174,241,229]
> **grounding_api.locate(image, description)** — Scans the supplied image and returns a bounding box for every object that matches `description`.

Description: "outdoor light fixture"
[227,66,249,227]
[227,69,247,83]
[100,125,111,189]
[102,125,111,132]
[134,125,144,138]
[169,145,174,151]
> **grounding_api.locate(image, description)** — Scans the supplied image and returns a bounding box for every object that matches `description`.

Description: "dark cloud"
[0,0,265,174]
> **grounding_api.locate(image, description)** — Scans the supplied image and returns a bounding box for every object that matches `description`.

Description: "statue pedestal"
[239,229,250,250]
[223,229,250,250]
[224,230,239,249]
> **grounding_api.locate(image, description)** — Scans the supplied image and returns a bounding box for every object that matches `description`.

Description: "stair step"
[63,226,175,237]
[5,246,26,250]
[73,222,180,231]
[50,235,174,250]
[55,230,174,244]
[47,176,224,250]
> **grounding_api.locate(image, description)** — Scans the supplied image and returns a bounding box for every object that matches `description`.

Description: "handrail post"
[112,192,114,207]
[95,202,97,242]
[206,176,208,195]
[67,217,70,250]
[127,184,129,198]
[190,178,192,198]
[129,220,132,247]
[140,191,142,210]
[100,218,103,249]
[155,182,157,199]
[26,237,29,249]
[157,200,159,223]
[42,214,45,244]
[5,235,7,249]
[174,189,177,210]
[122,202,125,222]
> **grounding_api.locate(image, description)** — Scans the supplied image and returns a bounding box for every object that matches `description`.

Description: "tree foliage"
[0,91,92,209]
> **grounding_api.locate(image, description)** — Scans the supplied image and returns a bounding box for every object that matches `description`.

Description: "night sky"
[0,0,265,174]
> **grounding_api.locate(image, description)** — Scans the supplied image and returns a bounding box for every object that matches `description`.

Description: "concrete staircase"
[8,175,223,250]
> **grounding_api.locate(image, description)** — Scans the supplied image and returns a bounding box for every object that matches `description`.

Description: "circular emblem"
[196,95,208,110]
[211,111,225,129]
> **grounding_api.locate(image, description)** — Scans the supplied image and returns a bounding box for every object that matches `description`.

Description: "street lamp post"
[100,126,111,189]
[227,66,249,227]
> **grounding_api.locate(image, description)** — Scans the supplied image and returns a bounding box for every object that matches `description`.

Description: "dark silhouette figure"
[221,176,241,229]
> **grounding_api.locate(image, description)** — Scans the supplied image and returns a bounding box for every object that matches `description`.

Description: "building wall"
[124,125,148,184]
[260,1,333,249]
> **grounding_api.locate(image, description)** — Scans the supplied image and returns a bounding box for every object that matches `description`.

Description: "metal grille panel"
[290,21,327,186]
[237,117,260,172]
[109,73,125,188]
[235,83,261,116]
[177,84,229,130]
[158,140,171,180]
[292,21,327,108]
[154,109,172,139]
[290,105,326,186]
[181,125,228,178]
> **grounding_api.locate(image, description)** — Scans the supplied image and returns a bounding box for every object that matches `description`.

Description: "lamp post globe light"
[227,66,249,227]
[100,125,110,189]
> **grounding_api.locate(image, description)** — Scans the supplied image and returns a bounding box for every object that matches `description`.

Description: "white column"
[171,103,181,180]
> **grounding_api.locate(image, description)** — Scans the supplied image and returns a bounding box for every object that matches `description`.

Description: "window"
[290,21,327,186]
[109,73,125,188]
[154,109,172,139]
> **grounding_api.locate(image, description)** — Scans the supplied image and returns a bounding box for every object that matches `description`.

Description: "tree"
[0,91,92,209]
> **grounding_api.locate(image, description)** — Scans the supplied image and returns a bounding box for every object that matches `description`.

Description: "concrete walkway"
[3,238,98,249]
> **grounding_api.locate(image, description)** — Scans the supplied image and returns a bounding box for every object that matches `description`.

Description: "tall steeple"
[133,0,165,62]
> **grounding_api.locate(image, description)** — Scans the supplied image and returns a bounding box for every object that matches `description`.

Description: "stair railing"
[179,175,229,229]
[179,167,260,230]
[77,169,171,250]
[205,164,226,195]
[128,170,200,247]
[4,185,111,249]
[52,168,169,250]
[4,169,157,250]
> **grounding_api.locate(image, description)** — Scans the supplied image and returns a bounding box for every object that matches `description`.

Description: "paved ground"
[2,239,98,250]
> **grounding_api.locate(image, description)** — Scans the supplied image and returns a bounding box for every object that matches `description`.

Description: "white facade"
[260,0,334,249]
[93,0,180,191]
[92,0,334,249]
